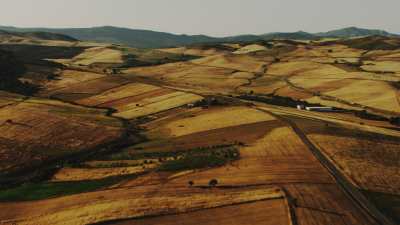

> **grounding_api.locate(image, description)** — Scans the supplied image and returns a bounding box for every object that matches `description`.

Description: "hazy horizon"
[2,0,400,37]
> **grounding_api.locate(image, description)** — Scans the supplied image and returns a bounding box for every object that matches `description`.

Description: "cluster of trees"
[354,110,388,121]
[354,110,400,126]
[188,179,218,187]
[391,81,400,90]
[390,117,400,126]
[239,94,321,108]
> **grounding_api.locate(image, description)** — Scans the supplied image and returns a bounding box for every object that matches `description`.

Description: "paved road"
[268,111,396,225]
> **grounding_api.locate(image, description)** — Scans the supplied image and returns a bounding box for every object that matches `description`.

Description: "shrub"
[209,179,218,187]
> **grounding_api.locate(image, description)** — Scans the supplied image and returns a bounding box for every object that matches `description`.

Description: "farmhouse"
[297,104,306,110]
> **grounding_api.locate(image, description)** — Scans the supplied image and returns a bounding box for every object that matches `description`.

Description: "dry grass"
[285,183,378,225]
[48,76,131,99]
[168,125,333,186]
[267,61,323,76]
[289,77,349,93]
[141,120,282,153]
[51,166,150,182]
[305,96,362,110]
[157,106,276,137]
[238,77,287,94]
[309,133,400,195]
[362,61,400,73]
[113,91,203,119]
[125,62,248,92]
[363,49,400,60]
[284,45,364,59]
[0,97,123,174]
[109,199,289,225]
[192,54,267,73]
[41,70,105,95]
[76,83,161,106]
[274,86,314,100]
[69,46,124,65]
[0,186,284,225]
[323,79,400,112]
[234,44,268,54]
[158,46,230,56]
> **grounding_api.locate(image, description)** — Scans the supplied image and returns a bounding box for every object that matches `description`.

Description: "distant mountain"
[0,26,398,48]
[261,31,317,40]
[0,26,218,48]
[316,27,398,38]
[222,34,261,43]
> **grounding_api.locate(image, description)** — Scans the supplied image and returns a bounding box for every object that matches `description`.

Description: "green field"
[0,175,133,202]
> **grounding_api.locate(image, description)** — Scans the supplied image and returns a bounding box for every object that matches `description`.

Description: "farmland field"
[1,31,400,225]
[0,96,125,179]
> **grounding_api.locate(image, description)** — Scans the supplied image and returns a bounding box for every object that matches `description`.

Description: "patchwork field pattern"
[1,35,400,225]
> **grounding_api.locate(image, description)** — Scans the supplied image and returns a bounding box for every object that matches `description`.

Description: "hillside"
[0,49,39,95]
[334,35,400,50]
[0,29,77,42]
[0,25,398,48]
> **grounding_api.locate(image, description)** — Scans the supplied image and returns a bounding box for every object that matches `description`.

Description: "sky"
[2,0,399,37]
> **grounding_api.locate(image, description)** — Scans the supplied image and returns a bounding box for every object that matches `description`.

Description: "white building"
[305,106,334,112]
[297,105,305,110]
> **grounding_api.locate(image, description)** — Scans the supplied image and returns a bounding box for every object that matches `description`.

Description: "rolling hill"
[0,26,398,48]
[1,29,400,225]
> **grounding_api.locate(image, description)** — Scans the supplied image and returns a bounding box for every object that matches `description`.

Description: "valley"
[0,29,399,225]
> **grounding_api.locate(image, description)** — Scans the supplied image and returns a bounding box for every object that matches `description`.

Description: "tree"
[390,117,400,126]
[188,181,194,187]
[209,179,218,187]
